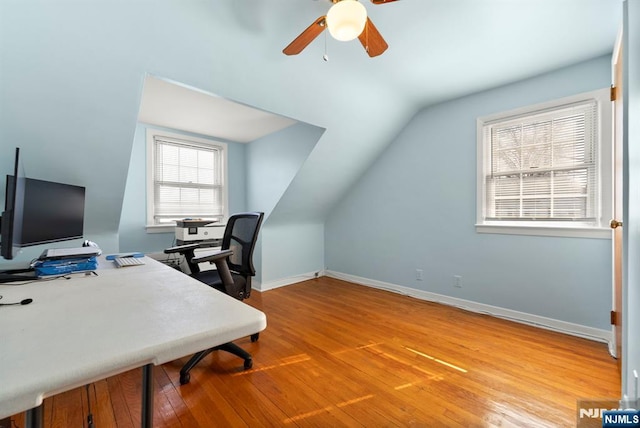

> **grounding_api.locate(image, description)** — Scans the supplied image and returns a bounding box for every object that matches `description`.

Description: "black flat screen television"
[20,178,85,247]
[1,147,86,261]
[0,148,25,260]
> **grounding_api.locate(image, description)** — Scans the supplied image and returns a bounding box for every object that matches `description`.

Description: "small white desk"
[0,256,267,427]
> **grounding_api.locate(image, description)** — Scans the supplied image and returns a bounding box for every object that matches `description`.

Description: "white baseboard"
[146,251,323,292]
[325,270,612,345]
[256,270,324,292]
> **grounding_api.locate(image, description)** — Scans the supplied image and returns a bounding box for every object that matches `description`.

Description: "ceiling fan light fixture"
[326,0,367,42]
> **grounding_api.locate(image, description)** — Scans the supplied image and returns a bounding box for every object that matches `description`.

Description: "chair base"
[179,342,253,385]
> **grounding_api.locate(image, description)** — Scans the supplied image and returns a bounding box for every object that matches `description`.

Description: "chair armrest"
[192,249,235,288]
[191,249,233,264]
[164,243,200,254]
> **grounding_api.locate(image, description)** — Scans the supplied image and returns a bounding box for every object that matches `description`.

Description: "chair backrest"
[221,212,264,277]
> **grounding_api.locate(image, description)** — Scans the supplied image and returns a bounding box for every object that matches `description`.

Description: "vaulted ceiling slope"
[0,0,622,236]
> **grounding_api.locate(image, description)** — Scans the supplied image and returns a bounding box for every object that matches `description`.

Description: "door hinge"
[611,85,617,101]
[611,310,618,325]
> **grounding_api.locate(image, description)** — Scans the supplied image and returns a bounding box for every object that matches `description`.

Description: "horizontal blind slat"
[484,98,598,222]
[153,137,224,223]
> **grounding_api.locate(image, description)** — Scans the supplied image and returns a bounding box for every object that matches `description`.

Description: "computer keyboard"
[114,256,145,268]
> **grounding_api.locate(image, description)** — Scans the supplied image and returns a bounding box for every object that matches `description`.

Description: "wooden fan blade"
[358,18,388,57]
[370,0,399,4]
[283,16,326,55]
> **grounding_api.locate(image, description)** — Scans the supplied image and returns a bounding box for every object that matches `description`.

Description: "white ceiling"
[275,0,621,106]
[137,0,622,146]
[137,75,298,143]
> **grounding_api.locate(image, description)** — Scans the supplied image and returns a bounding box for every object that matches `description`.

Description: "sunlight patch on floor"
[394,383,415,390]
[336,394,375,407]
[332,342,385,355]
[373,348,445,381]
[283,406,334,424]
[355,343,385,350]
[283,394,375,424]
[404,347,468,373]
[231,354,311,376]
[411,366,446,381]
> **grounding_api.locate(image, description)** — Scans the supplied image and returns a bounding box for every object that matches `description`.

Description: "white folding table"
[0,256,267,427]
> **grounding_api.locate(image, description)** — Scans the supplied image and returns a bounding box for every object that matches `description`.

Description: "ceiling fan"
[283,0,399,58]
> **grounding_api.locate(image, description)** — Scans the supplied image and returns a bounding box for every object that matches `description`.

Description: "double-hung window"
[146,130,227,229]
[476,88,611,238]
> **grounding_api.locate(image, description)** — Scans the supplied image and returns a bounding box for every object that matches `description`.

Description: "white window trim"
[145,129,228,233]
[476,88,612,239]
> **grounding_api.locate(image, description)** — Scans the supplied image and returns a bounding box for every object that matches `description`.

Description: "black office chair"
[164,212,264,385]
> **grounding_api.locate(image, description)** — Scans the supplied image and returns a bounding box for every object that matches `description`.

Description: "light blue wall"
[118,123,248,253]
[246,122,324,216]
[0,2,147,265]
[326,55,613,330]
[623,0,640,405]
[260,222,325,285]
[0,0,410,277]
[245,121,324,283]
[117,119,323,272]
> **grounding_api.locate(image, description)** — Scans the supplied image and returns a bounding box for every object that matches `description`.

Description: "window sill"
[475,224,611,239]
[145,224,175,234]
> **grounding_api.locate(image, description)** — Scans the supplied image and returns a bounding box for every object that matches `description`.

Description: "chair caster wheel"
[250,333,259,342]
[179,372,190,385]
[244,358,253,370]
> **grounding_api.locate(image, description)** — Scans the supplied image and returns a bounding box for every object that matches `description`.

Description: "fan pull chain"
[323,29,329,61]
[365,21,370,54]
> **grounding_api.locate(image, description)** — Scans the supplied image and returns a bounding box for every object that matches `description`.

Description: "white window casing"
[146,130,228,232]
[476,88,612,239]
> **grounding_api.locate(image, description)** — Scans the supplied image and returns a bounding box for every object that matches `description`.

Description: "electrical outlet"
[416,269,423,281]
[453,275,462,288]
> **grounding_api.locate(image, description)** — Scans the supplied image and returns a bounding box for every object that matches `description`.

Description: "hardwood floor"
[10,277,619,427]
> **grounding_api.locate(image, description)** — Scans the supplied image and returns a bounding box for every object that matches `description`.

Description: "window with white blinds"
[147,132,227,226]
[476,88,612,238]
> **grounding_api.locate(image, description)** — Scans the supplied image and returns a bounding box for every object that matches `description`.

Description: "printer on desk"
[175,219,226,246]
